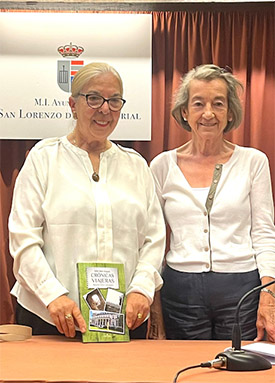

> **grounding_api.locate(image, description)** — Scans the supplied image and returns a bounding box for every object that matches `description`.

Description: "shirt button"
[206,263,210,268]
[204,211,208,216]
[204,247,209,252]
[214,179,218,184]
[208,195,213,200]
[204,229,208,233]
[216,165,220,170]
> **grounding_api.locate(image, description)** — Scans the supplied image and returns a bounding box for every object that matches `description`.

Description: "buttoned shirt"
[150,145,275,278]
[9,136,166,325]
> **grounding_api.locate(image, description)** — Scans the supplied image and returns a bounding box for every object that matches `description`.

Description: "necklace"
[92,172,100,182]
[71,138,100,182]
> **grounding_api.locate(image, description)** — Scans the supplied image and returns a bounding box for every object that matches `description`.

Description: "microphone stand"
[214,280,275,371]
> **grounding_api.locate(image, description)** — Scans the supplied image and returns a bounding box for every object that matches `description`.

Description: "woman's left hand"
[126,292,150,330]
[255,286,275,343]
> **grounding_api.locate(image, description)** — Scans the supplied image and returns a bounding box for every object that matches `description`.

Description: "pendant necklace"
[72,138,100,182]
[91,172,100,182]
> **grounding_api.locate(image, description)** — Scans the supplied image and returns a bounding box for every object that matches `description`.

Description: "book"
[77,262,130,343]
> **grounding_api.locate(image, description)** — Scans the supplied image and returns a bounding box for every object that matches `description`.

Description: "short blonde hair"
[172,64,244,133]
[71,62,123,98]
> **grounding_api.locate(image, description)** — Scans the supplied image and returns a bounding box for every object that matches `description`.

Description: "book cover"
[77,262,130,343]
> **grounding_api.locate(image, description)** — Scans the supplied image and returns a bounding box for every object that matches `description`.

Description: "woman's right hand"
[47,295,86,338]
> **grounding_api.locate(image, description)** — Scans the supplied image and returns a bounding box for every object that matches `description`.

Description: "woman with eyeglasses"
[150,64,275,342]
[9,62,166,339]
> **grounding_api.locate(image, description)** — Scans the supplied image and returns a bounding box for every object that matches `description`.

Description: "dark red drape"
[1,5,274,324]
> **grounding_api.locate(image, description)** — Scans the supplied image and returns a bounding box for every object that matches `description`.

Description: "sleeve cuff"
[35,277,69,307]
[126,262,163,304]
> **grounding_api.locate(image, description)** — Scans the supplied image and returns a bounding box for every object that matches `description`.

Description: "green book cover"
[77,262,130,343]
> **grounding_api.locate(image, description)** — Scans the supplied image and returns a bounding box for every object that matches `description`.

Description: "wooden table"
[0,336,274,382]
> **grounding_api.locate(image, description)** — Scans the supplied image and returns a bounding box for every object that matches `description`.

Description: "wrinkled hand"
[255,293,275,343]
[47,295,86,338]
[126,292,150,330]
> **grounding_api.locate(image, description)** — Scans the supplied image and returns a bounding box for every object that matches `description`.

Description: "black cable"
[173,362,211,382]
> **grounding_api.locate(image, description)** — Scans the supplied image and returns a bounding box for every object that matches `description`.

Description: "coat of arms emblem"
[57,42,84,92]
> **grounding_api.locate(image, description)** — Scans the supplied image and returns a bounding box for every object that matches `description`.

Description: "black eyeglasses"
[79,93,126,112]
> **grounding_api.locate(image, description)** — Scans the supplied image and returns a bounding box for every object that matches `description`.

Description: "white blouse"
[192,187,210,206]
[9,136,166,325]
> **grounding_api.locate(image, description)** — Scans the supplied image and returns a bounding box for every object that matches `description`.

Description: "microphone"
[213,279,275,371]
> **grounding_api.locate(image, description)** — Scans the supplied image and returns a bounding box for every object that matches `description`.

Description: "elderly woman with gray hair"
[9,62,166,339]
[150,64,275,342]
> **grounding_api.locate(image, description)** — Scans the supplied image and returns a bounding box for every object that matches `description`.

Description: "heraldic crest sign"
[57,42,84,93]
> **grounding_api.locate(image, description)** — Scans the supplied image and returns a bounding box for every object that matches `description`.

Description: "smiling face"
[182,78,232,142]
[69,71,122,143]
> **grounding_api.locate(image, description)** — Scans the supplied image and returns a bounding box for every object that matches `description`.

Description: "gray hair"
[171,64,244,133]
[71,62,123,98]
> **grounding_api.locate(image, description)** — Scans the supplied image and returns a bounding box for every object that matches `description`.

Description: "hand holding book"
[125,292,150,330]
[47,295,86,338]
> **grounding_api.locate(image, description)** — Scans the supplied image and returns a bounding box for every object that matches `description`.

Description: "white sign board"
[0,12,152,140]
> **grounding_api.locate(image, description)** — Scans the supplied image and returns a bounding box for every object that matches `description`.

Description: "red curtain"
[1,6,274,324]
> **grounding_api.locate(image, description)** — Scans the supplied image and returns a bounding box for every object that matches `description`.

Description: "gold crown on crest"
[57,42,84,58]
